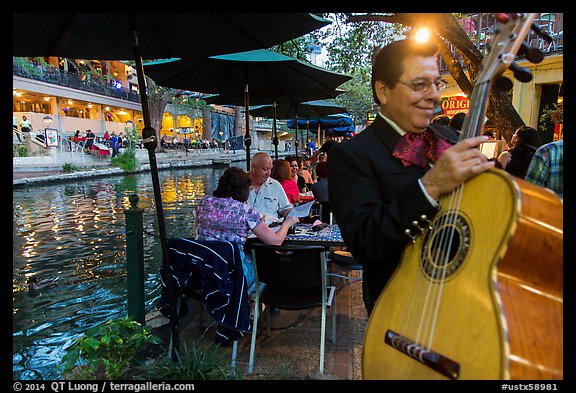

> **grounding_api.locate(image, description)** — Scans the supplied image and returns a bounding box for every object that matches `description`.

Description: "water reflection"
[13,166,228,380]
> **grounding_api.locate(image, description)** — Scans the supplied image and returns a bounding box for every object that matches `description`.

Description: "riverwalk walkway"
[13,147,368,380]
[13,148,249,185]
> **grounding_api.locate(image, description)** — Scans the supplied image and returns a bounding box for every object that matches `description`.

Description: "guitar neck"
[459,80,491,141]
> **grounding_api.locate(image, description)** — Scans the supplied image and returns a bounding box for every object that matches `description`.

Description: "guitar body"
[362,169,563,380]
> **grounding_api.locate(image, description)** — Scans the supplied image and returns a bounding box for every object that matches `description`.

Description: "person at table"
[271,159,300,205]
[288,156,307,193]
[298,156,314,185]
[310,131,337,163]
[247,152,293,225]
[195,166,299,288]
[310,157,329,203]
[328,39,494,315]
[497,125,541,179]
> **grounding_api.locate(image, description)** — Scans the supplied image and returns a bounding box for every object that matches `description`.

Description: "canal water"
[12,165,237,380]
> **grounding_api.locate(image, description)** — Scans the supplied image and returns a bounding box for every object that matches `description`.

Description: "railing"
[12,60,141,103]
[439,13,563,73]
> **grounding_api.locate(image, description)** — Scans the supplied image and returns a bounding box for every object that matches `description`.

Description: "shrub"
[62,163,79,173]
[13,144,28,157]
[111,148,138,172]
[135,342,240,380]
[60,316,162,380]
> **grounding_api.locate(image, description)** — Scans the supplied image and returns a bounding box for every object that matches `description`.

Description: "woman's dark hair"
[371,39,438,105]
[213,166,251,202]
[515,126,541,149]
[450,112,467,131]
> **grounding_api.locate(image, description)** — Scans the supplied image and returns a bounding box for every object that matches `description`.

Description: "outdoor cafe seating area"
[159,202,362,376]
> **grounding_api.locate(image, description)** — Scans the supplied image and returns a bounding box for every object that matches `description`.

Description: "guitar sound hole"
[421,212,470,281]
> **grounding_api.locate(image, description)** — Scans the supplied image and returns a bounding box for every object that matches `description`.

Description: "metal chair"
[328,250,363,287]
[160,238,251,371]
[247,243,336,374]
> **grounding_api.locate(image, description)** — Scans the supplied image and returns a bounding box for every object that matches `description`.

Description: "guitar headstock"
[476,13,538,86]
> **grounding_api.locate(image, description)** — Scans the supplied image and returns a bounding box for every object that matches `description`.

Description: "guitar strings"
[402,84,485,354]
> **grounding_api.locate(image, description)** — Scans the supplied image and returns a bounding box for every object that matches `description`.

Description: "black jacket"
[328,115,458,312]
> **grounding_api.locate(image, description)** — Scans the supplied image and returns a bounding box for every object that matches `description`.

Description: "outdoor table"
[283,223,345,247]
[92,143,110,158]
[247,223,345,248]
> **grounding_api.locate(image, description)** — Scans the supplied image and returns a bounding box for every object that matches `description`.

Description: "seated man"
[247,152,292,225]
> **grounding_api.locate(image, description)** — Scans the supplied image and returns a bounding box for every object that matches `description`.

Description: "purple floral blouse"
[195,196,262,244]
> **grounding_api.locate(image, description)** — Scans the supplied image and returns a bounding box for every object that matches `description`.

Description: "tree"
[145,76,180,147]
[344,13,527,142]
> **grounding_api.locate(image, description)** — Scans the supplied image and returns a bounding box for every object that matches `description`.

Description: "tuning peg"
[530,22,553,43]
[518,42,544,63]
[509,62,533,82]
[494,76,514,92]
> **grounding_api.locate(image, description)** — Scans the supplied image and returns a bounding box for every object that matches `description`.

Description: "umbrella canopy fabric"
[143,50,351,98]
[144,49,351,167]
[287,113,354,129]
[204,89,346,107]
[13,13,331,60]
[250,99,348,119]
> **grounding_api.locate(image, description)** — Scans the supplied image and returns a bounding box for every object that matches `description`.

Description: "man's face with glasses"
[375,55,442,133]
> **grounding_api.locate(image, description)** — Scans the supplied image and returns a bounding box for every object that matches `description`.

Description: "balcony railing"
[439,13,563,73]
[13,59,141,103]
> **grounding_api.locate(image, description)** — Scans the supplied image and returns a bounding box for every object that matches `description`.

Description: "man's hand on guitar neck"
[421,135,495,200]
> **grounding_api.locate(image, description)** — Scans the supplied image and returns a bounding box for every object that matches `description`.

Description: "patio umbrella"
[250,99,348,158]
[207,90,347,157]
[13,12,331,359]
[144,50,351,167]
[288,113,355,143]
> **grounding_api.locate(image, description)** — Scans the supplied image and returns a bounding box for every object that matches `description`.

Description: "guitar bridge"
[385,329,460,380]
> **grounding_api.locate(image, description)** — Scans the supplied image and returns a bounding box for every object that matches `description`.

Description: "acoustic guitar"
[362,13,563,380]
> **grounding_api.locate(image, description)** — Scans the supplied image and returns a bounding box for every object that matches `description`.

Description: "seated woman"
[288,156,307,193]
[194,166,299,288]
[497,125,542,179]
[271,159,300,205]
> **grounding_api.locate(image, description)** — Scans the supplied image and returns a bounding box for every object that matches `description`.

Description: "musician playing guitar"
[329,39,493,316]
[329,14,562,380]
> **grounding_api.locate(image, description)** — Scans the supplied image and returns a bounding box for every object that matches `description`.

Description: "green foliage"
[13,57,45,79]
[111,148,138,172]
[13,144,28,157]
[61,163,79,173]
[60,317,162,380]
[135,342,241,380]
[539,103,563,125]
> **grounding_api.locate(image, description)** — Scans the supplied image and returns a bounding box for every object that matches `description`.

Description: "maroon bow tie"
[392,129,452,168]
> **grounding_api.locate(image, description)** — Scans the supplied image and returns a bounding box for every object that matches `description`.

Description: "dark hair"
[213,166,251,202]
[316,161,328,179]
[432,115,450,126]
[371,39,438,105]
[515,126,541,149]
[450,112,466,131]
[271,159,292,181]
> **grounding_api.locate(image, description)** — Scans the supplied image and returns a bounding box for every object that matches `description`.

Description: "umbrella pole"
[306,117,309,151]
[295,113,299,157]
[244,83,251,171]
[273,101,278,160]
[129,15,179,361]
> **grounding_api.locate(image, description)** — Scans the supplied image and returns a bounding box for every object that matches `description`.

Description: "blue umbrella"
[250,99,349,157]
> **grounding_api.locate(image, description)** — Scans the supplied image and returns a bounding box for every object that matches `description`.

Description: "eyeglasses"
[397,79,447,94]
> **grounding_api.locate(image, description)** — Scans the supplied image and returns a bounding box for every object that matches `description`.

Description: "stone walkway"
[151,268,367,380]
